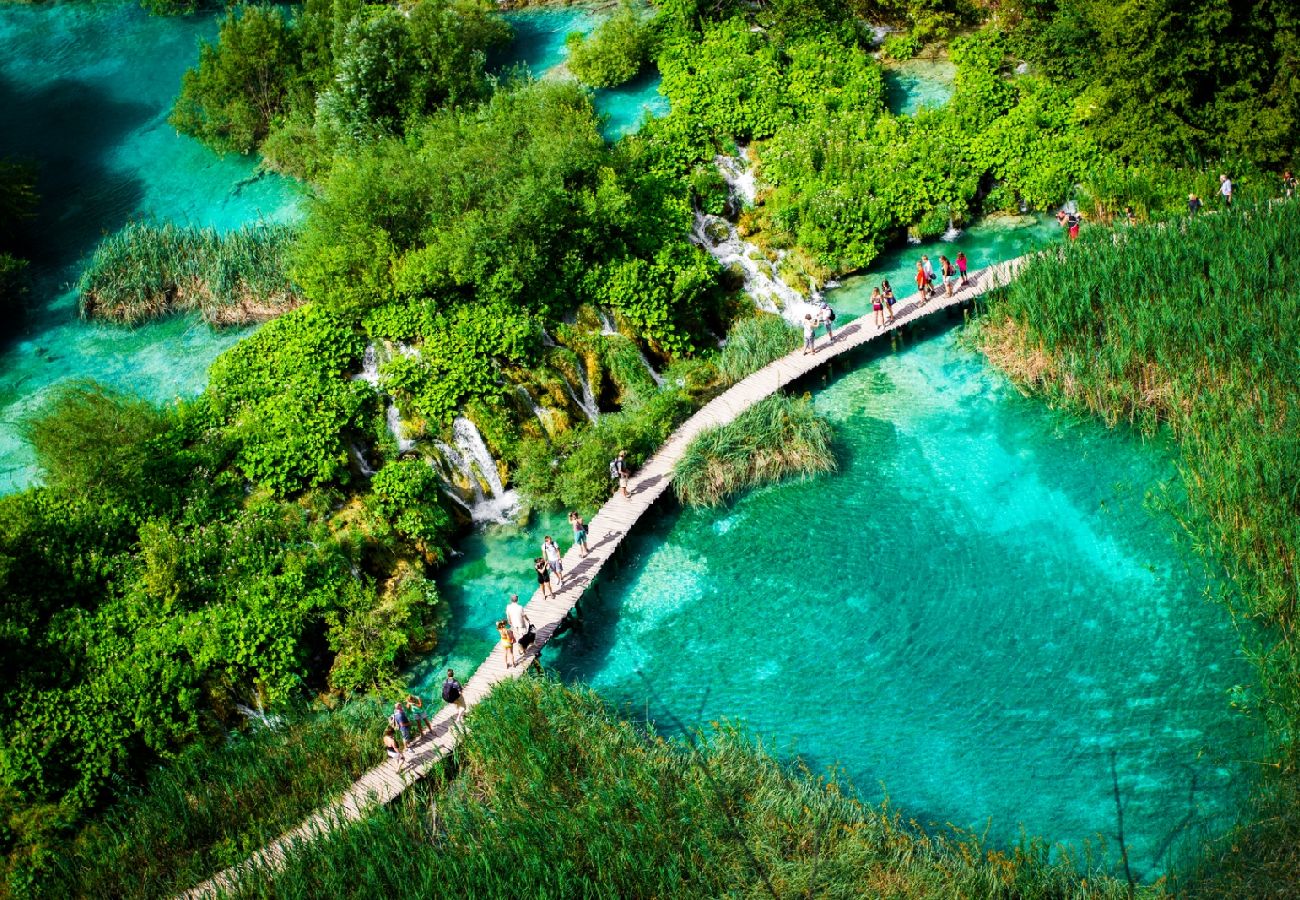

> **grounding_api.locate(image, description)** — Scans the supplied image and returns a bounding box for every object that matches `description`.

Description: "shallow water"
[497,6,668,139]
[426,327,1255,878]
[883,57,956,116]
[0,0,301,491]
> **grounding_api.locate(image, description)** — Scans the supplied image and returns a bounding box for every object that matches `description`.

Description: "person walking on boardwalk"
[871,287,885,327]
[442,669,466,723]
[881,280,897,323]
[406,693,433,736]
[534,556,555,599]
[922,255,936,290]
[955,251,968,287]
[610,450,632,498]
[802,313,816,354]
[506,593,530,642]
[542,535,564,588]
[1188,193,1202,215]
[497,619,518,669]
[1284,170,1296,199]
[390,701,411,747]
[1219,173,1233,208]
[569,511,590,556]
[940,255,955,297]
[383,726,405,764]
[817,298,836,343]
[915,261,931,302]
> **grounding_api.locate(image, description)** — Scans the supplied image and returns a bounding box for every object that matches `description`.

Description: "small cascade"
[450,416,519,523]
[598,310,618,335]
[516,385,562,436]
[942,218,962,241]
[635,344,665,387]
[355,342,415,454]
[350,443,377,477]
[574,365,600,420]
[387,403,416,454]
[690,150,820,325]
[354,344,380,387]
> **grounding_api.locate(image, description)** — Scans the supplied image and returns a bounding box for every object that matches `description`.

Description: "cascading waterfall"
[353,343,415,454]
[451,416,519,523]
[516,385,562,436]
[690,150,821,325]
[387,404,416,454]
[942,218,962,241]
[635,344,665,386]
[574,364,599,421]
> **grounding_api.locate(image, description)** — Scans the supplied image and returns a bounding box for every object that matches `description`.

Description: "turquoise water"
[428,328,1255,878]
[830,214,1061,320]
[497,7,669,139]
[0,0,301,491]
[883,57,956,116]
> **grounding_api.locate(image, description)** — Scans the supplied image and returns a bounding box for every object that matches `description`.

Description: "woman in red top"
[915,260,930,303]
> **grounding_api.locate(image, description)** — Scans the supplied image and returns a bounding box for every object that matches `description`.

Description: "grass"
[718,311,801,384]
[11,701,384,899]
[673,393,835,507]
[976,199,1300,895]
[77,222,300,327]
[234,677,1141,899]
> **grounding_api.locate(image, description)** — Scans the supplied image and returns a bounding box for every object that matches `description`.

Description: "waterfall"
[598,310,617,335]
[690,151,820,326]
[354,343,415,454]
[450,416,519,523]
[942,218,962,241]
[575,365,599,420]
[516,385,562,436]
[350,442,377,477]
[635,344,665,386]
[355,344,380,387]
[387,403,416,454]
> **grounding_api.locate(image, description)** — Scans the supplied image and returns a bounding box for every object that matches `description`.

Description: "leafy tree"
[566,1,656,89]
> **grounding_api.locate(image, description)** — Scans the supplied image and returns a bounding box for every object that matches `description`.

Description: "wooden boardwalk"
[181,256,1024,899]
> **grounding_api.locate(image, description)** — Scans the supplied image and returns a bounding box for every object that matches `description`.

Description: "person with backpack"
[915,260,931,302]
[940,255,955,297]
[405,693,433,736]
[817,299,836,342]
[442,669,466,723]
[610,450,632,498]
[534,556,554,599]
[389,701,410,746]
[542,535,564,588]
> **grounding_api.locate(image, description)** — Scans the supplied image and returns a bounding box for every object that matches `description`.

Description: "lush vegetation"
[243,677,1139,898]
[15,702,383,898]
[0,160,36,328]
[978,201,1300,895]
[674,393,835,507]
[565,1,656,88]
[78,222,300,326]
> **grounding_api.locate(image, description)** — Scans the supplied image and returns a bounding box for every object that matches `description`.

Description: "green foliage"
[171,4,298,154]
[717,312,800,383]
[0,253,29,326]
[881,30,921,60]
[674,393,835,507]
[369,458,453,555]
[78,222,300,326]
[566,1,656,89]
[207,305,367,494]
[584,241,717,358]
[9,702,382,897]
[250,677,1139,898]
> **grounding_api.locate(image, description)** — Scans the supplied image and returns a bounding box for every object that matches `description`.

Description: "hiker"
[1219,173,1233,207]
[922,255,936,291]
[383,726,404,763]
[442,669,466,723]
[881,281,897,322]
[506,592,530,640]
[802,313,816,354]
[406,693,433,736]
[871,288,885,327]
[542,535,564,588]
[569,511,590,556]
[818,299,836,342]
[1188,193,1203,215]
[915,260,930,302]
[955,252,968,287]
[497,619,517,669]
[534,556,554,599]
[390,701,410,746]
[1284,170,1296,199]
[940,255,955,297]
[610,450,632,498]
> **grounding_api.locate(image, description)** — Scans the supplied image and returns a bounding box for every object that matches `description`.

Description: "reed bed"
[78,222,300,327]
[673,393,835,508]
[718,312,801,384]
[34,701,383,899]
[977,200,1300,896]
[236,677,1138,899]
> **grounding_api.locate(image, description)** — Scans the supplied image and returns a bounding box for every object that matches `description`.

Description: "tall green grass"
[718,312,801,384]
[78,222,300,326]
[235,677,1140,899]
[673,393,835,507]
[978,200,1300,895]
[13,701,384,899]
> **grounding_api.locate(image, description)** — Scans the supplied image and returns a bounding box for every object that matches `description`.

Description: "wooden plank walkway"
[181,256,1025,899]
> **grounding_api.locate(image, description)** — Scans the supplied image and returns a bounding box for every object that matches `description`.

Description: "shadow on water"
[0,72,150,269]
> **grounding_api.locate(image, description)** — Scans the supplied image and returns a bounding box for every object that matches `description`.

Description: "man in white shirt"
[1219,173,1233,207]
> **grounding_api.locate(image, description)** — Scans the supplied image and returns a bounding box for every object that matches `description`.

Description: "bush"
[565,1,656,88]
[881,30,921,60]
[717,312,800,383]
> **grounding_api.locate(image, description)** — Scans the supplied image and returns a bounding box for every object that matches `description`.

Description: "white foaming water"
[942,219,962,241]
[574,364,600,420]
[354,344,381,387]
[636,344,665,386]
[387,403,416,454]
[692,151,821,325]
[451,416,519,524]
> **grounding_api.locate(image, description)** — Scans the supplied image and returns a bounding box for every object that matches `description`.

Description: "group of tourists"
[801,298,838,355]
[913,251,969,307]
[382,693,436,764]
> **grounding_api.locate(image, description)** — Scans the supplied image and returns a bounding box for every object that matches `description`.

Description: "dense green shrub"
[881,30,921,60]
[565,1,656,88]
[368,458,454,556]
[207,304,367,494]
[717,312,800,383]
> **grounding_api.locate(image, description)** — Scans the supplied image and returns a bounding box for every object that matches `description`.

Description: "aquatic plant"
[673,393,834,508]
[717,312,800,383]
[235,677,1140,898]
[978,200,1300,895]
[78,222,300,326]
[565,0,656,89]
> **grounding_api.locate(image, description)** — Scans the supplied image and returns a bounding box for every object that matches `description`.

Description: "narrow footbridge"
[183,257,1025,898]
